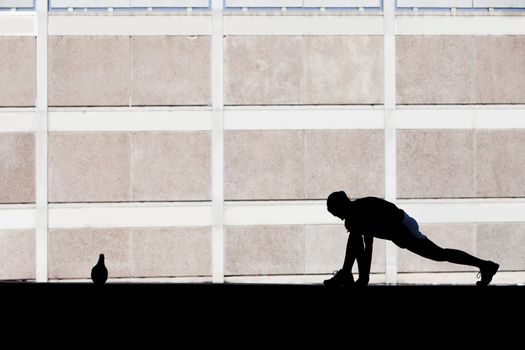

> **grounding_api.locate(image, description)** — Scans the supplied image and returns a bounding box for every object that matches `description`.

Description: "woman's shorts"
[402,212,427,240]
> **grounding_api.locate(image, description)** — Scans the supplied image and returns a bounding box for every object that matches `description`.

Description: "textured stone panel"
[0,133,35,203]
[48,36,130,106]
[397,36,474,104]
[397,130,475,198]
[132,227,212,277]
[131,132,211,201]
[0,230,34,280]
[305,130,384,199]
[475,36,525,104]
[48,228,132,279]
[476,130,525,198]
[304,36,383,104]
[49,133,130,202]
[224,36,303,105]
[224,131,305,200]
[225,225,304,275]
[131,36,211,106]
[0,37,36,107]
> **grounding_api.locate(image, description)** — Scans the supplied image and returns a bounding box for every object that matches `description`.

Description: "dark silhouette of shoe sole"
[476,261,499,287]
[323,277,355,287]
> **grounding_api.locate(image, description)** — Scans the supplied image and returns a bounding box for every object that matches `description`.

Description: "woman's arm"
[356,235,374,286]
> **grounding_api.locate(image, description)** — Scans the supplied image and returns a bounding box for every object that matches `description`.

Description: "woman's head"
[327,191,351,220]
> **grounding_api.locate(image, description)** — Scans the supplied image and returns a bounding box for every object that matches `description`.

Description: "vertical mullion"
[384,0,397,285]
[211,0,224,283]
[35,0,48,282]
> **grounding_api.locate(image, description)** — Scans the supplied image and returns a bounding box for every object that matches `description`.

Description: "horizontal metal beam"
[2,106,525,132]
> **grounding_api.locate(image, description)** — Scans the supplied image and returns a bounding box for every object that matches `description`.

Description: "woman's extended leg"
[404,235,499,286]
[407,237,483,267]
